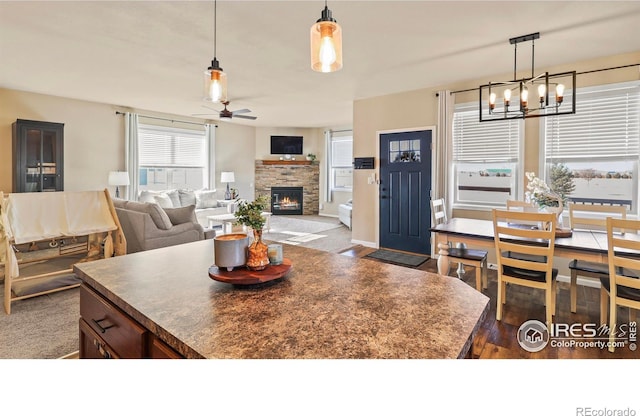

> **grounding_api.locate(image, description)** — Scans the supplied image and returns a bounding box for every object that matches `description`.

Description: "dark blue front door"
[379,130,432,254]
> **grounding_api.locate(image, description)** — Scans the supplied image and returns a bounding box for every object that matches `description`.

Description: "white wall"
[215,121,256,200]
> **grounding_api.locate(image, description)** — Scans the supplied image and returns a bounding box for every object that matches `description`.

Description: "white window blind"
[453,103,521,162]
[332,138,353,167]
[139,124,207,167]
[545,82,640,160]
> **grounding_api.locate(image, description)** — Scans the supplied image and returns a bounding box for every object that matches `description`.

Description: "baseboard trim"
[351,239,377,248]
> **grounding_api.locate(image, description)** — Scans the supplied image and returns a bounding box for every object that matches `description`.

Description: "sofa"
[112,199,205,254]
[137,189,231,228]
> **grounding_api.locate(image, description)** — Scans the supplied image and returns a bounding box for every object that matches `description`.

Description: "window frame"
[137,123,211,192]
[451,101,524,210]
[540,80,640,214]
[330,135,353,192]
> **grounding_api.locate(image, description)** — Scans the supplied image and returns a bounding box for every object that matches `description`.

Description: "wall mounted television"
[271,135,303,155]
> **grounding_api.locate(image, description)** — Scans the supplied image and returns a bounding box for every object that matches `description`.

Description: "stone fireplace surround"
[255,160,319,215]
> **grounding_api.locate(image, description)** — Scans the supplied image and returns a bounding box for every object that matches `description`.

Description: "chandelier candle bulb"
[556,84,565,103]
[538,84,546,103]
[521,87,528,108]
[504,88,511,105]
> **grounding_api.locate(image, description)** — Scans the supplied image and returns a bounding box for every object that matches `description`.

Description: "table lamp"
[220,171,235,200]
[108,171,130,199]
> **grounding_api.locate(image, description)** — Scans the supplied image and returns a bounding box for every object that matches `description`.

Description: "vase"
[246,229,269,271]
[542,205,564,230]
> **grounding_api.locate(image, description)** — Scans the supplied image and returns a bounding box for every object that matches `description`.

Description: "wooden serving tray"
[208,258,292,285]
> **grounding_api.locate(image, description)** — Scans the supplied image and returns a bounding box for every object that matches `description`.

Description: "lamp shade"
[220,171,235,183]
[310,5,343,73]
[203,58,228,103]
[108,171,130,186]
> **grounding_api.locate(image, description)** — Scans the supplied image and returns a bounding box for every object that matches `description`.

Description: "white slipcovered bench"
[339,200,352,229]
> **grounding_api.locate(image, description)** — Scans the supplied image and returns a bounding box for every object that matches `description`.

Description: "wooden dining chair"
[493,209,558,327]
[505,199,539,226]
[431,198,488,291]
[506,199,535,210]
[600,217,640,352]
[568,203,627,313]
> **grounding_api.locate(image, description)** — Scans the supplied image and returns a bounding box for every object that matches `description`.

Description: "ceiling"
[1,1,639,128]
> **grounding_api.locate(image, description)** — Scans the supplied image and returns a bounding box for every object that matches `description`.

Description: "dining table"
[431,217,611,276]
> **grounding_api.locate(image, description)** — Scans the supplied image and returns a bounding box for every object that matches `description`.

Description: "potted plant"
[234,195,270,270]
[306,153,316,161]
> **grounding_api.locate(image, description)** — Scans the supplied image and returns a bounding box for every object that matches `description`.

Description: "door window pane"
[390,139,421,163]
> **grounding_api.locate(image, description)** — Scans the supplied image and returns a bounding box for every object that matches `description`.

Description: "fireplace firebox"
[271,187,303,215]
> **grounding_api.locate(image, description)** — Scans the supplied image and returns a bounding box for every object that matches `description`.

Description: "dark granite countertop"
[74,240,489,359]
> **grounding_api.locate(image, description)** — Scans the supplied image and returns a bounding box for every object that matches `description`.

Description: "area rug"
[266,215,342,235]
[364,249,429,268]
[277,231,327,245]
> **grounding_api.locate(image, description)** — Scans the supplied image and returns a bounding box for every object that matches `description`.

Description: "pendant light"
[310,0,343,73]
[204,0,228,103]
[479,32,576,122]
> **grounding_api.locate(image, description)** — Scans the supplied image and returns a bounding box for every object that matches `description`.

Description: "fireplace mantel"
[261,160,313,166]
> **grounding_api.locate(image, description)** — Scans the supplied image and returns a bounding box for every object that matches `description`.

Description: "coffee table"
[207,212,272,234]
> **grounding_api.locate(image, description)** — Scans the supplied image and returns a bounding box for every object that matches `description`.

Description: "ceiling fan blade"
[191,113,219,116]
[234,114,257,120]
[232,108,251,115]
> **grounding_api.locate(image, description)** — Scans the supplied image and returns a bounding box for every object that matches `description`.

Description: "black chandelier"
[479,32,576,122]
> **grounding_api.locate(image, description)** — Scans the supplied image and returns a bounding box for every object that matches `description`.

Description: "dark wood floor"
[341,246,638,359]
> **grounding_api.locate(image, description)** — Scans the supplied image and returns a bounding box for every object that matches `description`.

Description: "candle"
[267,244,283,265]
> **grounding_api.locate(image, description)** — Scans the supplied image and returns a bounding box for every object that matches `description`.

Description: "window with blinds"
[542,81,640,211]
[452,102,522,207]
[331,136,353,190]
[138,124,209,191]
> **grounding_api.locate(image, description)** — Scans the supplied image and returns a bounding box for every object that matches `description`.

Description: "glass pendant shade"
[310,8,343,73]
[204,59,228,103]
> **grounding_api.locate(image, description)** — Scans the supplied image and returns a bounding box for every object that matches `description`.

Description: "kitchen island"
[73,240,489,359]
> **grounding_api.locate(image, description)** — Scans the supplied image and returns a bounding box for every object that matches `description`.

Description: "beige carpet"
[0,215,355,359]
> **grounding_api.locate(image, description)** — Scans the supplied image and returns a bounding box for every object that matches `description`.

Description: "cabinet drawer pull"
[93,339,112,359]
[92,318,115,333]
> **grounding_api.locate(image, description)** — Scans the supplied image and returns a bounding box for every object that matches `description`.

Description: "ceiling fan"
[192,101,257,120]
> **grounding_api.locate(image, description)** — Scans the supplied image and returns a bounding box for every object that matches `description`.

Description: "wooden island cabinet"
[79,285,182,359]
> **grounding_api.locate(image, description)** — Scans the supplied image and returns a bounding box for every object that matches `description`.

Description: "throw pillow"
[138,190,162,204]
[164,205,197,225]
[123,200,173,230]
[195,190,218,209]
[178,189,197,207]
[153,194,174,209]
[141,202,173,230]
[166,189,181,207]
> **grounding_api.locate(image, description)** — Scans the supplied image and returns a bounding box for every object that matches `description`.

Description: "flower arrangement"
[525,171,561,208]
[525,165,575,209]
[234,195,270,230]
[306,153,317,161]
